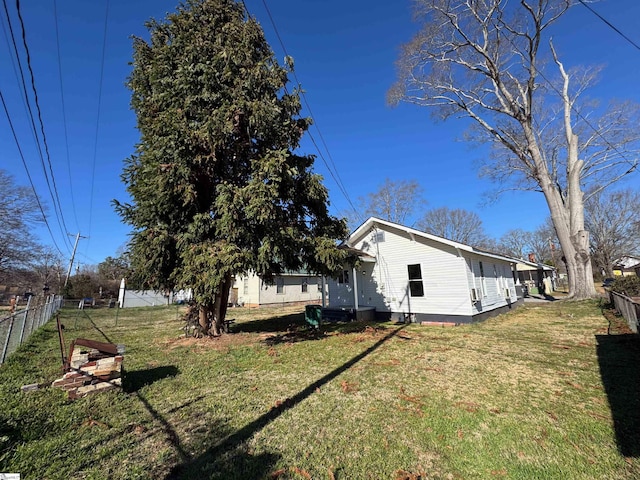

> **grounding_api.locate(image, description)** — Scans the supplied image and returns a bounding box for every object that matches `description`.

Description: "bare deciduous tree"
[389,0,640,299]
[418,207,488,247]
[0,170,44,283]
[585,188,640,277]
[355,178,426,227]
[498,229,534,260]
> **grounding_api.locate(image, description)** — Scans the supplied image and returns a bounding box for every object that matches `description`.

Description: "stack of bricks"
[52,338,125,399]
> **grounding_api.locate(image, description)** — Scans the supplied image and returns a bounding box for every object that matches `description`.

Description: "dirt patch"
[159,333,259,351]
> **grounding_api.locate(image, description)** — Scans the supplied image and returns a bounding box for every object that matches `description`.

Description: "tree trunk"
[541,186,596,300]
[211,273,233,335]
[198,305,210,335]
[211,293,222,336]
[219,273,232,324]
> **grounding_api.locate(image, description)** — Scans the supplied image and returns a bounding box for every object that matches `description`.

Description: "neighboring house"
[515,259,555,295]
[613,256,640,277]
[234,271,325,307]
[327,217,521,325]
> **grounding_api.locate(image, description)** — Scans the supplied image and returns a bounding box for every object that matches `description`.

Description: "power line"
[53,0,79,230]
[15,0,73,250]
[2,0,72,254]
[577,0,640,52]
[496,27,637,179]
[245,0,362,223]
[0,88,66,257]
[86,0,110,254]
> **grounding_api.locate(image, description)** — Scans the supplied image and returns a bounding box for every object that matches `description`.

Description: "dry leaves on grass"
[159,333,254,351]
[395,469,426,480]
[269,466,312,479]
[398,387,426,417]
[341,380,358,393]
[80,417,109,429]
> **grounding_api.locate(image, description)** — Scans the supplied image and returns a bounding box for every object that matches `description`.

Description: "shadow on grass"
[261,320,387,346]
[167,324,406,478]
[232,312,305,333]
[596,333,640,457]
[234,309,391,346]
[123,365,180,393]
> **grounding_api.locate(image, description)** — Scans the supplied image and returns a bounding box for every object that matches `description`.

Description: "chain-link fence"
[0,294,64,364]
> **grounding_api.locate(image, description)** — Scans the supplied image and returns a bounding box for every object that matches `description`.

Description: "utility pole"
[64,233,88,287]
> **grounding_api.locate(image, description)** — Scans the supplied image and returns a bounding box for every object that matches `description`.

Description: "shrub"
[610,275,640,297]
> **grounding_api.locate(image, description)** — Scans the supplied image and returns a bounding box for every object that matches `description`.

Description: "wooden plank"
[74,338,118,355]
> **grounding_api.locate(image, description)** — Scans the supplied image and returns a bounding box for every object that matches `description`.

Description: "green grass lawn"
[0,300,638,479]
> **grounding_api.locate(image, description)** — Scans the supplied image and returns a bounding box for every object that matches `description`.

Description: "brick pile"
[52,338,124,399]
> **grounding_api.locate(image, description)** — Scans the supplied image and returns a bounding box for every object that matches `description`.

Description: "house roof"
[348,217,517,265]
[613,256,640,270]
[338,245,377,263]
[514,258,555,272]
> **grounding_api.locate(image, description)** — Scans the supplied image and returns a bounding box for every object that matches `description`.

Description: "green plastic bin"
[305,305,322,328]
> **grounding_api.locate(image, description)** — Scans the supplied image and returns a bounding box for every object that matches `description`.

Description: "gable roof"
[613,256,640,269]
[348,217,517,265]
[514,258,555,272]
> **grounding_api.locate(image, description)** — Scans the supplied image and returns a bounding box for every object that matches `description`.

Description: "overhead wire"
[85,0,110,255]
[53,0,79,231]
[577,0,640,52]
[495,26,637,181]
[3,0,72,254]
[243,0,362,223]
[15,0,72,250]
[0,88,66,257]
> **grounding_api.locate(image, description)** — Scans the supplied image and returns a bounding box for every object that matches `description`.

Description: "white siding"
[465,254,516,315]
[327,221,519,319]
[350,226,473,317]
[235,272,323,306]
[258,275,323,305]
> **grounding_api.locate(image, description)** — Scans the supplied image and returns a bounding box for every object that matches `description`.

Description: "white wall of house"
[235,272,324,306]
[465,255,516,315]
[329,219,517,321]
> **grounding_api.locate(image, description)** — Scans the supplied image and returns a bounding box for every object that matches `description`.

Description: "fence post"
[18,296,33,346]
[1,316,15,363]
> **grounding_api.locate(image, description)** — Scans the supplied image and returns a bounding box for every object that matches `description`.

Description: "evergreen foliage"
[115,0,347,334]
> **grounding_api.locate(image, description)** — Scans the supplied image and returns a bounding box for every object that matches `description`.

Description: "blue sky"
[1,0,639,268]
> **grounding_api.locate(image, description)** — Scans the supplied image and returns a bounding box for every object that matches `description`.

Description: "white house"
[234,271,326,308]
[326,217,521,324]
[515,259,555,295]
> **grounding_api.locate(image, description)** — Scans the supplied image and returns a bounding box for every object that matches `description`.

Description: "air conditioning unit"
[470,288,480,302]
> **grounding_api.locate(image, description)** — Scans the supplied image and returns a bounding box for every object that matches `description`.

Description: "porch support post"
[321,276,326,308]
[352,266,359,310]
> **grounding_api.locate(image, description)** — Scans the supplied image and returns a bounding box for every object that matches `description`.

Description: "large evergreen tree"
[116,0,347,335]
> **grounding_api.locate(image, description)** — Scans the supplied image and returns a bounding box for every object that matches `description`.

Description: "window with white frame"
[301,277,308,293]
[243,278,249,295]
[276,277,284,294]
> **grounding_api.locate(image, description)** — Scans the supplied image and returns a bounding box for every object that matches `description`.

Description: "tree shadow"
[261,320,390,346]
[596,333,640,457]
[232,312,305,334]
[123,365,180,393]
[166,447,280,480]
[167,324,406,478]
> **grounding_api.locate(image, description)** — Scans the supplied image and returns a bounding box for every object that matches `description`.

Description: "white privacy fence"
[1,295,64,364]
